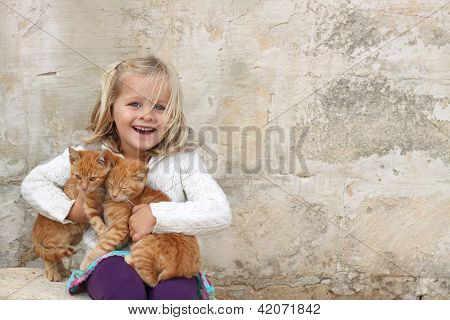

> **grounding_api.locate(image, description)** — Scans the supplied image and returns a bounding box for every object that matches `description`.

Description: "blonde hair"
[84,54,196,158]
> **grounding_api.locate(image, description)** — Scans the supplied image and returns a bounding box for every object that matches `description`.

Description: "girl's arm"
[21,147,81,224]
[150,150,232,236]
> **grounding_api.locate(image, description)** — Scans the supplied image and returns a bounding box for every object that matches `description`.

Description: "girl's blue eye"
[129,102,141,108]
[155,104,166,112]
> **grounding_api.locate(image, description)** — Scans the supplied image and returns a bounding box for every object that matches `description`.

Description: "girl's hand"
[129,204,157,242]
[67,193,88,223]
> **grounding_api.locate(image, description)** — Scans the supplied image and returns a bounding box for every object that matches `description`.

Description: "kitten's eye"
[90,177,97,181]
[128,102,141,108]
[154,104,166,112]
[75,175,81,180]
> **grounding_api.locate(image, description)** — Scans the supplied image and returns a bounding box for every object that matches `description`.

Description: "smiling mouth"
[132,126,156,135]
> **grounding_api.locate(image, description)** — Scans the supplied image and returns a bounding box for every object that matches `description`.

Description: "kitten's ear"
[96,151,108,167]
[97,150,117,167]
[68,147,80,164]
[133,167,149,181]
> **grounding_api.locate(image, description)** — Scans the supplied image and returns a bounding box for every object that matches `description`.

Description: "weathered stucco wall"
[1,0,449,299]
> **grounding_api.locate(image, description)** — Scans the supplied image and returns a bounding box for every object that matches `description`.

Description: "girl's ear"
[68,147,80,164]
[133,167,149,181]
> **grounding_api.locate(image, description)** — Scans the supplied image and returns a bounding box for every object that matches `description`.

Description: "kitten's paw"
[79,258,92,271]
[124,255,132,265]
[139,270,159,288]
[66,246,76,256]
[145,278,159,288]
[45,269,63,282]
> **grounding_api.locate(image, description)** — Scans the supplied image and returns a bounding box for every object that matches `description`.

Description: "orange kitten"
[32,206,86,280]
[68,147,113,237]
[31,148,113,281]
[125,232,201,287]
[80,158,201,287]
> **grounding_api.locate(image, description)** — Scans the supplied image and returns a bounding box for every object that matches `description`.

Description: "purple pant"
[86,256,198,300]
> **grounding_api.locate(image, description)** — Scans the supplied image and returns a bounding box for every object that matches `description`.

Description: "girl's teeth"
[134,126,155,132]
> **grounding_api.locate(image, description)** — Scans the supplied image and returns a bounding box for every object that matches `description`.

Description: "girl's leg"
[86,255,147,300]
[147,277,198,300]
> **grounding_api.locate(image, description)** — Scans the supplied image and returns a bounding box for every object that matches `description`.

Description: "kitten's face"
[105,159,149,202]
[69,148,113,193]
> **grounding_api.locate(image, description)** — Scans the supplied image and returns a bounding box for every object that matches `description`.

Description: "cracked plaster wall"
[0,0,449,299]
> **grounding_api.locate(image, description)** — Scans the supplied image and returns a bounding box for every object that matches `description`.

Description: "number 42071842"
[257,303,321,315]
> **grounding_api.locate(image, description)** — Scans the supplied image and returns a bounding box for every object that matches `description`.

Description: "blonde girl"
[21,54,231,300]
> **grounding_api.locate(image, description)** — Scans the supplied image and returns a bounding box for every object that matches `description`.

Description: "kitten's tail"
[33,242,76,262]
[17,249,36,267]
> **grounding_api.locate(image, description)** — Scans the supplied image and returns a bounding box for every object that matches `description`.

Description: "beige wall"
[1,0,449,299]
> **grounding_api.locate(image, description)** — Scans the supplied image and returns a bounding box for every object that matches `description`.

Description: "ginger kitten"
[68,147,112,237]
[31,148,112,281]
[80,157,201,287]
[125,232,201,287]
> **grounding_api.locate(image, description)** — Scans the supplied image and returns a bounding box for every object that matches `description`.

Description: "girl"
[21,54,232,300]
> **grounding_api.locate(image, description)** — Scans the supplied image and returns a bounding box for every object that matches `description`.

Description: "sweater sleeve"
[150,150,232,236]
[20,147,79,224]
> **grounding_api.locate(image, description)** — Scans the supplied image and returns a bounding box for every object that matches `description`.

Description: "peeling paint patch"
[297,75,450,163]
[308,0,385,57]
[428,103,450,122]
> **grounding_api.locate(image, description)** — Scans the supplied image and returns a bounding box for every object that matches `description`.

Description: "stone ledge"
[0,268,89,300]
[2,268,448,300]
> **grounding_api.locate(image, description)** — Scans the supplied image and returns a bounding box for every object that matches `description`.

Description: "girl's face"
[111,73,169,161]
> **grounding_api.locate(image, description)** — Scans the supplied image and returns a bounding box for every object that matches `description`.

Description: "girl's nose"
[138,108,155,121]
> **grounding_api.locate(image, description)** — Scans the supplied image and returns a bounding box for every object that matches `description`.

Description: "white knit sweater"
[21,143,232,249]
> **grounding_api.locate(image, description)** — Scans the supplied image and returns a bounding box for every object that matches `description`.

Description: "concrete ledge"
[3,268,448,300]
[0,268,89,300]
